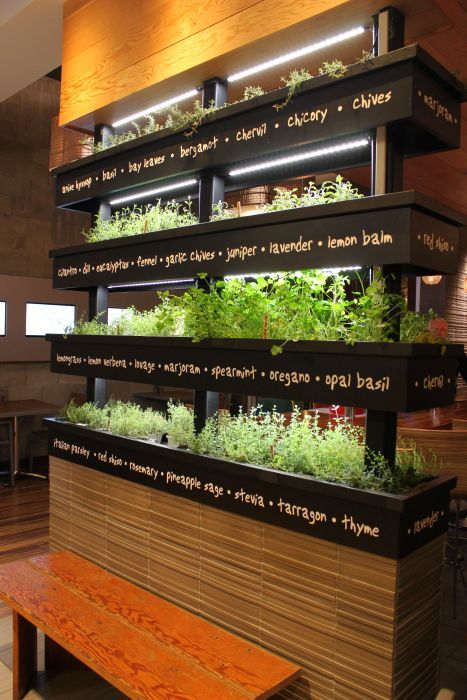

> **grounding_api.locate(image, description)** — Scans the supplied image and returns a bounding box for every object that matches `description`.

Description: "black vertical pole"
[87,126,113,407]
[94,124,114,149]
[194,79,227,433]
[200,77,227,110]
[87,285,108,407]
[365,7,404,469]
[198,174,225,223]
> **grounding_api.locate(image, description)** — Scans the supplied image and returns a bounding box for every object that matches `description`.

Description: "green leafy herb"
[69,268,446,348]
[274,68,312,111]
[318,59,348,79]
[165,99,218,136]
[83,199,197,243]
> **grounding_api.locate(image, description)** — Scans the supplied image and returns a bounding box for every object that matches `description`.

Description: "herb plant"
[318,59,348,79]
[165,99,218,136]
[58,400,433,494]
[57,400,107,428]
[356,48,375,67]
[69,269,446,348]
[58,399,170,441]
[166,401,195,447]
[261,175,363,213]
[274,69,312,110]
[210,201,237,221]
[209,175,363,221]
[400,308,447,343]
[84,199,197,243]
[241,85,265,100]
[192,407,432,493]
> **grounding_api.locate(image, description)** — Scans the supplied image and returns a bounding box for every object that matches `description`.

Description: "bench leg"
[45,635,88,671]
[13,612,37,700]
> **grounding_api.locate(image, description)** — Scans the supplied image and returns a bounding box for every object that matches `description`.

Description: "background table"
[0,401,58,484]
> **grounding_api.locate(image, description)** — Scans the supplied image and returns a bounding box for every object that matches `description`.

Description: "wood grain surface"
[48,456,447,699]
[59,0,350,126]
[397,427,467,498]
[0,551,300,699]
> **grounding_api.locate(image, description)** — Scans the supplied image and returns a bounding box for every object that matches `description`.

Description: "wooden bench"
[0,550,300,699]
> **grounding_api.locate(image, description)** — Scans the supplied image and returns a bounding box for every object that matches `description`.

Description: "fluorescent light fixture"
[112,89,199,128]
[108,278,195,290]
[109,178,197,206]
[225,266,361,280]
[229,137,369,177]
[228,26,365,82]
[323,266,362,274]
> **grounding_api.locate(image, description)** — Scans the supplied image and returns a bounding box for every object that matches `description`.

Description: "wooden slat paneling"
[48,456,447,700]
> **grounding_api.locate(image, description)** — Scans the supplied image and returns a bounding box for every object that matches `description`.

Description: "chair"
[398,428,467,618]
[0,419,14,486]
[27,427,49,473]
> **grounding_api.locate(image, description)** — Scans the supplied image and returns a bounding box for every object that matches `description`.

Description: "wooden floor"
[0,478,49,619]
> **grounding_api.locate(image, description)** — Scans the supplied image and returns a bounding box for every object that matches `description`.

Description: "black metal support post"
[87,125,112,406]
[198,174,225,223]
[366,6,405,468]
[201,77,228,109]
[94,124,114,149]
[194,170,225,429]
[194,80,228,431]
[87,286,108,407]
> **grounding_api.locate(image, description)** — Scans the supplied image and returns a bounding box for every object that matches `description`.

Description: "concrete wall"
[0,75,89,278]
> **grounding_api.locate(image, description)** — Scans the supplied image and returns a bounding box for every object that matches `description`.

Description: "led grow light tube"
[109,178,198,206]
[112,89,199,128]
[229,137,369,177]
[225,266,362,280]
[108,278,195,290]
[227,26,365,82]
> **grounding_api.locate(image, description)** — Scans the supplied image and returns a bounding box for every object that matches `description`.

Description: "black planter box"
[48,335,462,411]
[46,419,455,559]
[52,45,464,210]
[50,191,464,290]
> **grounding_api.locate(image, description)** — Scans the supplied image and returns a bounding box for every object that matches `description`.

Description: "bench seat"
[0,550,300,699]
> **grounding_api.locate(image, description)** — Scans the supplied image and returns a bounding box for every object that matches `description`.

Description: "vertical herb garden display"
[47,8,466,556]
[46,7,466,697]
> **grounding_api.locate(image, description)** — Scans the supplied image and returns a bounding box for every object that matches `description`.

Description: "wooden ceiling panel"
[59,0,352,126]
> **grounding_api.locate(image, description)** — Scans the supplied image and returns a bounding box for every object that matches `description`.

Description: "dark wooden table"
[0,400,58,484]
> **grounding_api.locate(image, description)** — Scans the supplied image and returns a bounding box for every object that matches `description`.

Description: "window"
[26,303,76,337]
[0,301,5,336]
[108,307,126,324]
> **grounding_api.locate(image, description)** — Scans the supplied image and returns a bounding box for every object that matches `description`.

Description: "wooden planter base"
[49,456,445,700]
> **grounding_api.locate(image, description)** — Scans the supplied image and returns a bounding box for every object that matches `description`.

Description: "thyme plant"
[58,400,433,494]
[83,199,197,243]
